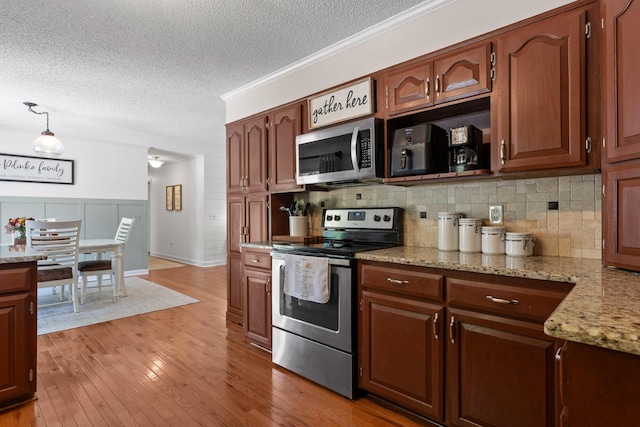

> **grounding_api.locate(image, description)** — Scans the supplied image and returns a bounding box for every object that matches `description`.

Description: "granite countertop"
[356,246,640,357]
[0,244,47,264]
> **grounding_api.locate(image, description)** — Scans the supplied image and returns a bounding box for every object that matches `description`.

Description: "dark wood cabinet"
[358,261,571,426]
[493,6,590,172]
[447,308,560,427]
[242,248,272,349]
[558,340,640,427]
[603,0,640,272]
[268,103,304,193]
[604,0,640,163]
[446,276,570,427]
[358,261,445,421]
[225,192,268,324]
[603,159,640,270]
[433,43,492,106]
[384,42,492,117]
[0,263,36,409]
[385,61,434,115]
[226,116,268,194]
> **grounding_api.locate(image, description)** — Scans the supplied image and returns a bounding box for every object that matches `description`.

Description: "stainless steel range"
[271,207,402,399]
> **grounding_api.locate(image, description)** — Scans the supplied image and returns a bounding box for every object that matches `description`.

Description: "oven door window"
[280,268,339,331]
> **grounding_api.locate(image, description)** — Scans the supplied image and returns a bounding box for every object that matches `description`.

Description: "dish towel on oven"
[284,254,330,303]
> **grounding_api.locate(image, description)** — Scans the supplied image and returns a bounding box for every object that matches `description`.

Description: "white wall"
[0,128,148,199]
[148,155,217,266]
[224,0,574,122]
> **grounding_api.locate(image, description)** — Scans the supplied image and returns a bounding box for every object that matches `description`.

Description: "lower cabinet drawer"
[360,261,443,301]
[0,265,34,293]
[447,277,569,322]
[242,250,271,270]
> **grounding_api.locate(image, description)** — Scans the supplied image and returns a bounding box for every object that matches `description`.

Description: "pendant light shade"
[24,102,64,156]
[148,156,164,168]
[32,131,64,155]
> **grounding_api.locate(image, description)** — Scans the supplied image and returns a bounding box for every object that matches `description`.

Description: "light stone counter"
[0,244,47,264]
[355,246,640,357]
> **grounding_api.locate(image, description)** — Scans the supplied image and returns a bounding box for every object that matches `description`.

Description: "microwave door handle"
[351,126,360,173]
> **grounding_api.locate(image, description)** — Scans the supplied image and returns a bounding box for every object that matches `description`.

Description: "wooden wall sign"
[0,153,74,184]
[307,78,373,130]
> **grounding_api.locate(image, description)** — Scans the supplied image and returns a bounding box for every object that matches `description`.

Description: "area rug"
[37,277,199,335]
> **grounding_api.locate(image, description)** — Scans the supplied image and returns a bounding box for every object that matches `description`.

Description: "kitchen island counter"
[355,246,640,357]
[0,245,47,264]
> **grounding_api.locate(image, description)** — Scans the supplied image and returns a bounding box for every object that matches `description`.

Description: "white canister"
[289,216,308,237]
[481,226,506,255]
[505,232,535,257]
[438,212,461,251]
[458,218,483,253]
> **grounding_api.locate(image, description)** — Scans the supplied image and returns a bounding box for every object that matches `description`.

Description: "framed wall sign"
[0,153,74,184]
[166,186,174,211]
[307,77,374,130]
[173,185,182,211]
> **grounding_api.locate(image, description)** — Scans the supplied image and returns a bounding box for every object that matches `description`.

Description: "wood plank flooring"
[0,265,431,426]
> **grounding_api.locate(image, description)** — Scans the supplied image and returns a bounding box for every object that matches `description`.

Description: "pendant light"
[24,102,64,156]
[148,156,164,168]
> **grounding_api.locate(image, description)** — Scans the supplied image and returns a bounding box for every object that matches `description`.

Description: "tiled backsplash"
[306,173,602,259]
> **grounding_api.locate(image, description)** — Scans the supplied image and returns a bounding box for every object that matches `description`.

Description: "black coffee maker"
[447,125,487,172]
[390,124,447,177]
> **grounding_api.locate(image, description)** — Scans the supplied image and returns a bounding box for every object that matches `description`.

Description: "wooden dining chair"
[78,217,135,303]
[26,219,82,313]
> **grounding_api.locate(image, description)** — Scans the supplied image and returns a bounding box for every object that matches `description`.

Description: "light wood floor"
[1,265,430,426]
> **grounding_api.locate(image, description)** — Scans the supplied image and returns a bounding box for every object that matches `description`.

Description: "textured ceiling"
[1,0,426,160]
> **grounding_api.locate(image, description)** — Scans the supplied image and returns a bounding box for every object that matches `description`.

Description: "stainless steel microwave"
[295,117,382,187]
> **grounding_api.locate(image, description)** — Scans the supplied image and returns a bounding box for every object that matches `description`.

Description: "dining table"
[79,239,127,297]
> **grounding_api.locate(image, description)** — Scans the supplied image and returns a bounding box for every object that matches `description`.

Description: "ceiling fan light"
[148,157,164,168]
[33,131,64,156]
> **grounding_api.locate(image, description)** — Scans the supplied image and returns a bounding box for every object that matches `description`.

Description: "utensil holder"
[289,216,308,237]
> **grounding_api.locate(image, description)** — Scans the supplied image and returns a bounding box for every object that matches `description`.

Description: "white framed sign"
[0,153,74,185]
[307,77,374,130]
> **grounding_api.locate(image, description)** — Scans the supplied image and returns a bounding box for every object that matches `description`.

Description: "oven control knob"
[374,215,381,222]
[326,215,333,221]
[334,215,341,221]
[383,215,391,222]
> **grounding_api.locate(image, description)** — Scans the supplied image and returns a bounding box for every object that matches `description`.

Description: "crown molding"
[221,0,454,101]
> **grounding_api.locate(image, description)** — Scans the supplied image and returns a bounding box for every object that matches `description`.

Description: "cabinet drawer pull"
[486,295,519,305]
[426,78,430,100]
[500,140,506,165]
[433,312,439,340]
[251,258,260,263]
[555,347,562,361]
[435,75,440,97]
[449,315,455,344]
[386,277,409,285]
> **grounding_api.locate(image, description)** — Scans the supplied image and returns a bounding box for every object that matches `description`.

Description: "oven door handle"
[350,126,360,173]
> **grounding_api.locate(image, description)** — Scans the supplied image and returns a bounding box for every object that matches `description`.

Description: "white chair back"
[115,217,135,244]
[26,219,82,312]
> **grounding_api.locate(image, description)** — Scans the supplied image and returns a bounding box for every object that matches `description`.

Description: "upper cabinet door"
[226,122,244,193]
[494,8,587,172]
[605,0,640,163]
[244,116,269,193]
[269,104,304,193]
[433,43,492,105]
[385,61,434,115]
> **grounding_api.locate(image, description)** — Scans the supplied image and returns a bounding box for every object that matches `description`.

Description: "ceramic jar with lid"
[481,226,506,255]
[458,218,483,253]
[438,212,462,251]
[505,232,535,257]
